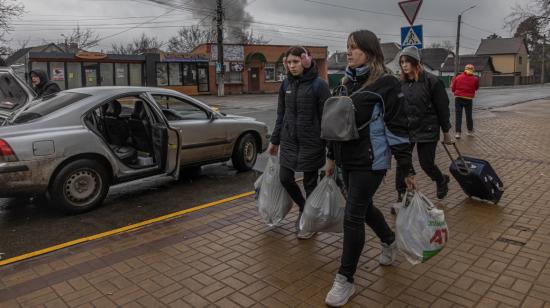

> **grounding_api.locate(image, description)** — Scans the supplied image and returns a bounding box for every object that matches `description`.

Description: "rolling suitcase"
[442,142,504,204]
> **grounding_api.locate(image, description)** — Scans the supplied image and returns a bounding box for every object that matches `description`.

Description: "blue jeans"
[455,97,473,132]
[338,169,395,283]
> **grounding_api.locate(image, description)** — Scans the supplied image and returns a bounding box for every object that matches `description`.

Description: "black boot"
[436,175,450,199]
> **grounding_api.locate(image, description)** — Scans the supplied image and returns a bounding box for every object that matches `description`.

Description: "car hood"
[0,67,36,123]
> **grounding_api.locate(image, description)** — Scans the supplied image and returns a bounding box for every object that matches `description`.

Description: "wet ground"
[1,84,549,260]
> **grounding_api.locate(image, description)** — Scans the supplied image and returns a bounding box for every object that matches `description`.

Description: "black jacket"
[30,69,61,98]
[402,72,451,143]
[270,62,331,172]
[327,73,414,176]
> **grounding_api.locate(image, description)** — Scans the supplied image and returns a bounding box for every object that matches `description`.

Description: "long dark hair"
[399,55,423,81]
[345,30,389,86]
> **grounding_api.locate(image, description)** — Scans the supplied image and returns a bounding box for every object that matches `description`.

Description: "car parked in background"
[0,67,268,213]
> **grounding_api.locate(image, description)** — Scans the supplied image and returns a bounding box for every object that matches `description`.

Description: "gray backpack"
[321,85,379,141]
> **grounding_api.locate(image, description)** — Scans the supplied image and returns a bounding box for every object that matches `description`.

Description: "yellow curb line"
[0,191,255,267]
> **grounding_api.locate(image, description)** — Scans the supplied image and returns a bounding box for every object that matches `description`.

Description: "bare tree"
[111,33,164,55]
[167,25,215,53]
[486,33,502,39]
[0,0,25,56]
[60,25,100,52]
[241,29,269,45]
[505,0,549,32]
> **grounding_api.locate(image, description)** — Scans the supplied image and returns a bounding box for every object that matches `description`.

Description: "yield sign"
[399,0,423,25]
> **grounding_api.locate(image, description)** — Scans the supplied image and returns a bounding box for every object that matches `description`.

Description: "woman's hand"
[267,143,279,156]
[325,159,336,176]
[405,175,416,191]
[442,132,453,145]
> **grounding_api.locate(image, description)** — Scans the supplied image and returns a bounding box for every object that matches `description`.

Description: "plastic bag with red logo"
[395,191,449,265]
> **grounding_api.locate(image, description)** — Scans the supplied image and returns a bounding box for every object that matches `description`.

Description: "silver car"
[0,67,268,213]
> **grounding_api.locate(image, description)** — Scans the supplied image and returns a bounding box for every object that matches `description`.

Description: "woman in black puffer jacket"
[267,46,331,239]
[324,30,416,307]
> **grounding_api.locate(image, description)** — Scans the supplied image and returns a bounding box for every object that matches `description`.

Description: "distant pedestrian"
[267,46,331,240]
[324,30,416,307]
[452,64,479,138]
[30,69,61,98]
[395,46,452,207]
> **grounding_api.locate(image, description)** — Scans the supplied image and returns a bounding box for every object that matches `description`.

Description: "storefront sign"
[76,51,107,60]
[211,45,244,62]
[52,68,65,81]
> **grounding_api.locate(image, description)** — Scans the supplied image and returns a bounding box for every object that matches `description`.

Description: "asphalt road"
[1,84,549,260]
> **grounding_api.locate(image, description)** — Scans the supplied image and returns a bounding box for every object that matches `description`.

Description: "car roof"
[67,86,183,97]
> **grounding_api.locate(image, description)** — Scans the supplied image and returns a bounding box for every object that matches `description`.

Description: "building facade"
[475,38,533,86]
[191,44,328,95]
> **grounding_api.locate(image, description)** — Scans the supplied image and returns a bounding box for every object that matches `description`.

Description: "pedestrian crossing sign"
[401,25,423,49]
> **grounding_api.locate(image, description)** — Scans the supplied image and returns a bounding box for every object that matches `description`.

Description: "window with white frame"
[276,63,286,81]
[264,63,275,81]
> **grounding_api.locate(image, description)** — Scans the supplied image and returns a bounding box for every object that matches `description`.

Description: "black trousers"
[338,169,395,283]
[395,142,445,194]
[279,166,318,212]
[455,97,474,132]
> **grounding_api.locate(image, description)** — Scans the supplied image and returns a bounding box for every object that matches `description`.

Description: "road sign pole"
[454,14,462,77]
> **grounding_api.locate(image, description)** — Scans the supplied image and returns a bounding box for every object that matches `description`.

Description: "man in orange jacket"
[451,64,479,138]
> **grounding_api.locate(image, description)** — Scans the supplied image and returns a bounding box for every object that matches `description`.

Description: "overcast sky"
[8,0,523,54]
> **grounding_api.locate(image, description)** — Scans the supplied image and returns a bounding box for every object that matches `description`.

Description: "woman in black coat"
[324,30,416,307]
[394,46,452,206]
[267,46,331,239]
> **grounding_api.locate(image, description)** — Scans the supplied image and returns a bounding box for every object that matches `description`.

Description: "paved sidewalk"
[1,100,550,307]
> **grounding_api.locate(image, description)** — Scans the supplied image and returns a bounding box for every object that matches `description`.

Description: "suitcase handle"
[441,142,470,175]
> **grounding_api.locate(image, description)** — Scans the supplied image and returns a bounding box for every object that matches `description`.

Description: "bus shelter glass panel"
[129,64,142,86]
[100,63,114,86]
[67,62,82,89]
[49,62,66,90]
[84,63,98,87]
[115,63,128,86]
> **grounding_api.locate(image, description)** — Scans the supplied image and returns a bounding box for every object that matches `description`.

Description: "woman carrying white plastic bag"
[299,175,346,233]
[256,156,293,227]
[395,191,449,265]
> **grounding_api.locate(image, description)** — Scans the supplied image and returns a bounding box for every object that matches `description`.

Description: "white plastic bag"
[395,191,449,265]
[299,176,346,233]
[256,157,293,227]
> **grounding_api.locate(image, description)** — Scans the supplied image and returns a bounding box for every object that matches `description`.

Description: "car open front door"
[165,126,181,179]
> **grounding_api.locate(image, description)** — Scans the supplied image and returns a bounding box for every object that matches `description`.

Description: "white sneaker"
[467,130,474,136]
[297,230,316,239]
[455,133,461,139]
[325,274,356,307]
[379,241,397,265]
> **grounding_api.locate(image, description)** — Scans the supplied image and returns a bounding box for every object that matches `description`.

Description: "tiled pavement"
[1,100,550,308]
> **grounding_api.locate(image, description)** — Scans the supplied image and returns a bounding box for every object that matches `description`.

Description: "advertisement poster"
[52,68,65,81]
[116,68,126,79]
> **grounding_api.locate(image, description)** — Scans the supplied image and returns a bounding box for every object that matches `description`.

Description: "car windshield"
[0,71,28,111]
[12,92,90,124]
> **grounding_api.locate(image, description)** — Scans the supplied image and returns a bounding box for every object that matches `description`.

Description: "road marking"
[0,191,255,267]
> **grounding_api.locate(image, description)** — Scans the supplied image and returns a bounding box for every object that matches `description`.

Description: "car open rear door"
[165,126,181,179]
[0,68,36,125]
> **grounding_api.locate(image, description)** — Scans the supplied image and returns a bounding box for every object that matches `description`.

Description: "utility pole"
[216,0,224,96]
[542,34,546,84]
[454,14,462,78]
[454,5,477,77]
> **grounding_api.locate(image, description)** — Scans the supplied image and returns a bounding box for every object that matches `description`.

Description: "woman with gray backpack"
[267,46,331,240]
[323,30,416,306]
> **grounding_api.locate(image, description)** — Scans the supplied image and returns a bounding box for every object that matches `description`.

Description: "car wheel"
[232,133,257,172]
[49,159,110,214]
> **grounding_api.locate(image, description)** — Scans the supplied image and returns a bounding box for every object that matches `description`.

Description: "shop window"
[129,64,142,86]
[156,63,168,86]
[67,62,82,89]
[100,63,114,86]
[168,63,182,86]
[224,62,243,83]
[264,63,275,82]
[49,62,66,90]
[276,63,286,81]
[182,63,197,86]
[115,63,128,86]
[31,62,47,74]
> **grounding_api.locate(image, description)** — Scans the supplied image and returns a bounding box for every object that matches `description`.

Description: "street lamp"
[454,5,478,77]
